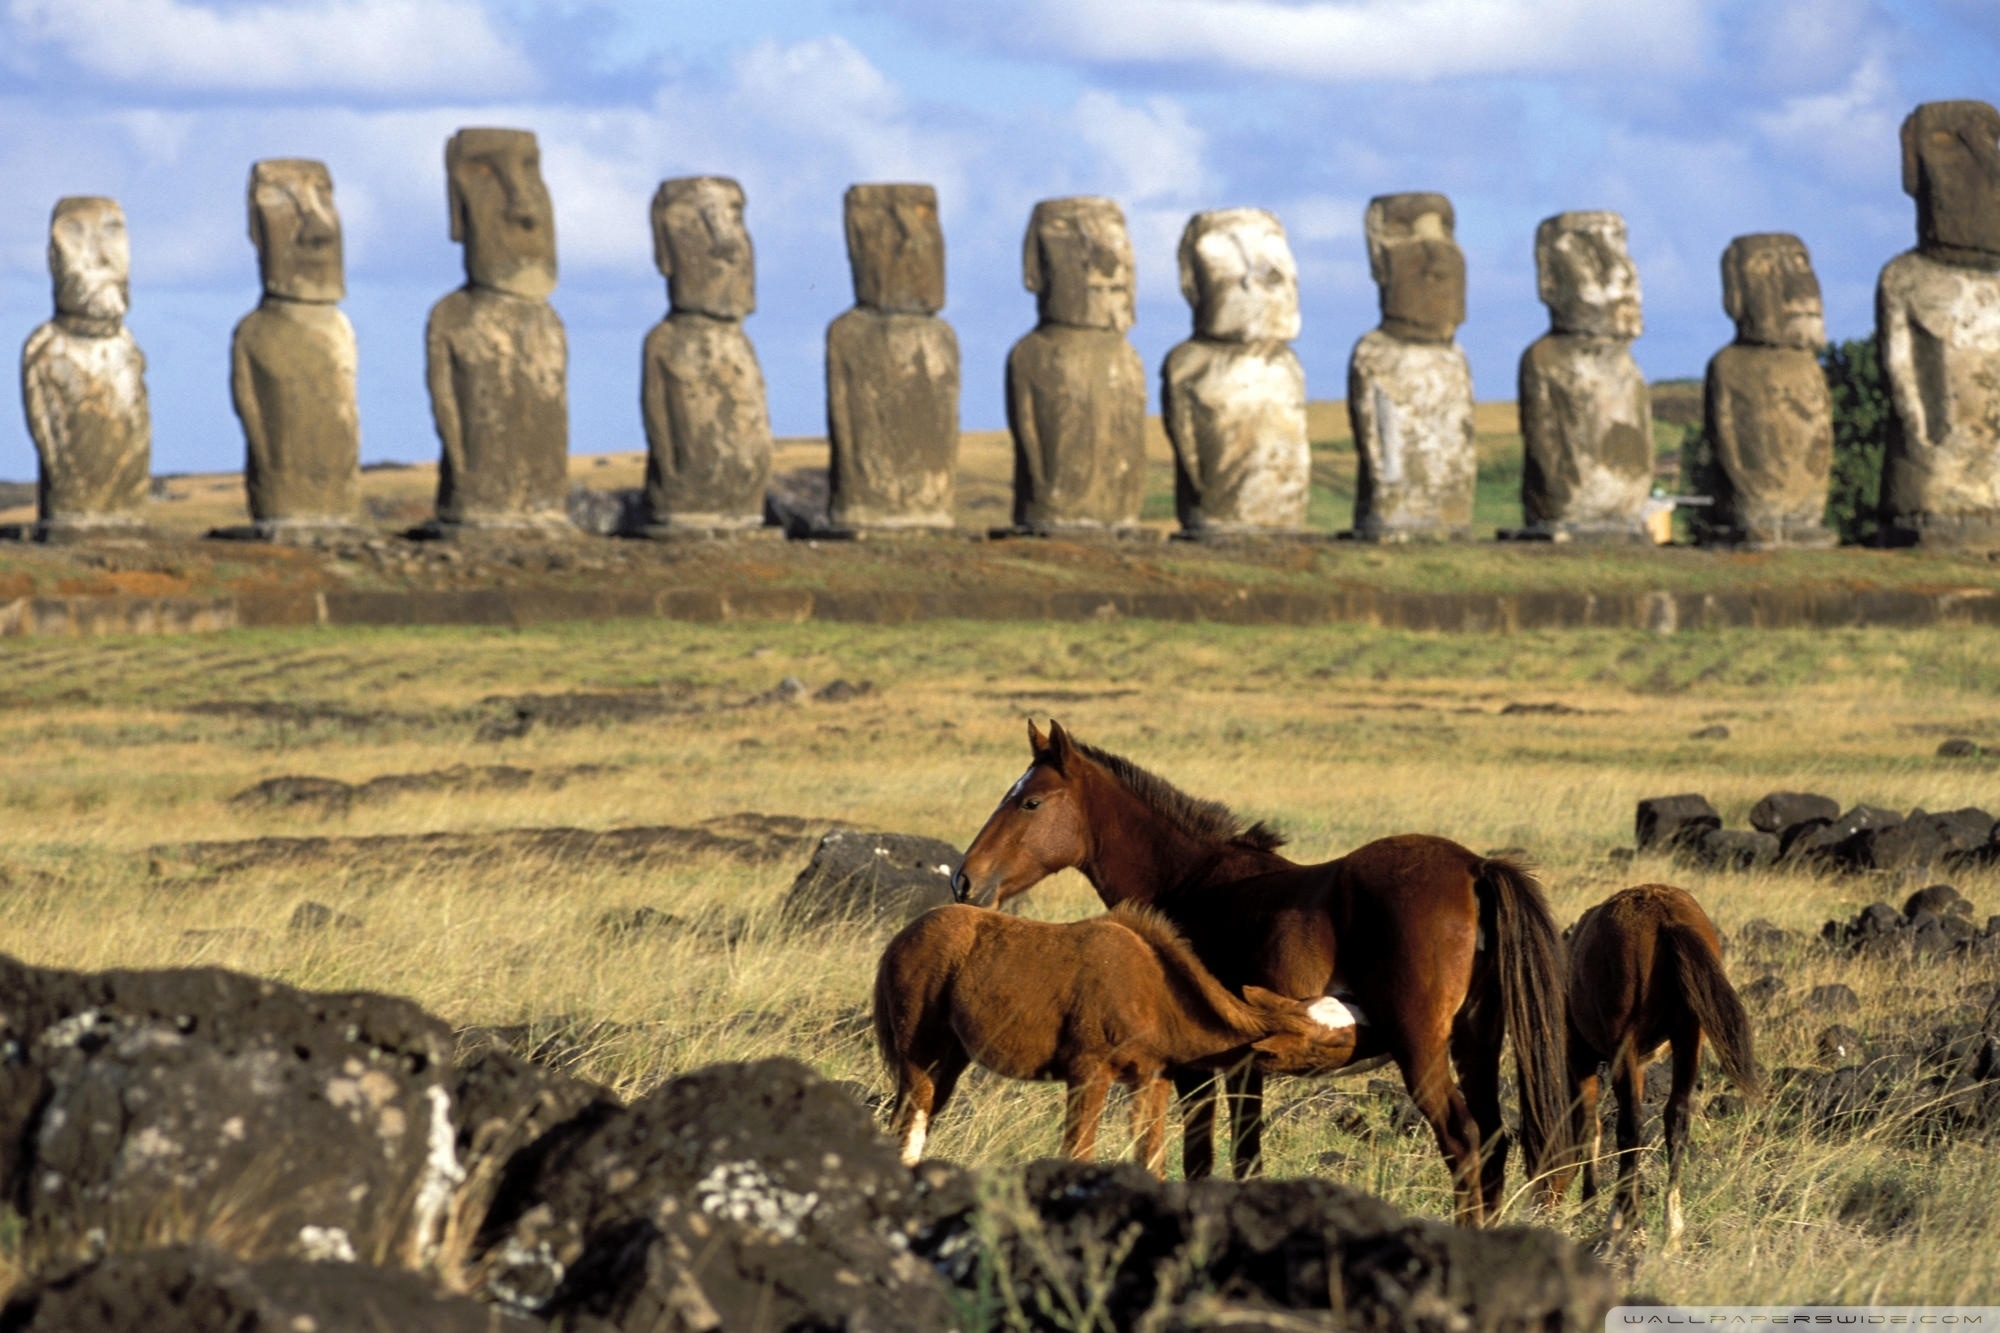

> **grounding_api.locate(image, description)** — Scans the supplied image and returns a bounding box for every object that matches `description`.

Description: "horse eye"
[1021,797,1042,811]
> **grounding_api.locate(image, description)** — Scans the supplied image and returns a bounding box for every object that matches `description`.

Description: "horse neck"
[1076,775,1229,907]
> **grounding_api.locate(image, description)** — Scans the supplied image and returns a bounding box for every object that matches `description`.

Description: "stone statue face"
[1535,211,1641,338]
[1722,233,1823,349]
[1901,99,2000,268]
[1177,207,1299,342]
[653,176,754,319]
[49,196,129,324]
[249,158,343,302]
[846,183,944,314]
[447,127,557,300]
[1023,197,1134,331]
[1364,193,1464,343]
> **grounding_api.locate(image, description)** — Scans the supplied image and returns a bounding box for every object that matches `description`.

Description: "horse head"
[1238,986,1361,1075]
[952,719,1093,907]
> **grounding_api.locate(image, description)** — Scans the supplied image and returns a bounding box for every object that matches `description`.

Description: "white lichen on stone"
[298,1224,356,1262]
[409,1084,466,1266]
[694,1160,820,1240]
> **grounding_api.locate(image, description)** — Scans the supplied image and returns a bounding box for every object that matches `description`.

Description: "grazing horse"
[1543,883,1762,1245]
[952,720,1571,1226]
[874,903,1361,1175]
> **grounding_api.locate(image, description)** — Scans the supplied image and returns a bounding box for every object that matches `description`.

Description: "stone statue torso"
[426,287,568,525]
[233,299,359,523]
[1006,325,1146,530]
[1878,249,2000,517]
[1163,338,1308,532]
[1346,329,1475,537]
[1704,343,1832,535]
[1518,332,1652,530]
[643,312,772,524]
[826,308,958,529]
[21,320,150,523]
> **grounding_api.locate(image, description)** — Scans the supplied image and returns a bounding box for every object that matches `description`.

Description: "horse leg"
[891,1042,970,1168]
[1398,1037,1486,1226]
[1607,1046,1646,1242]
[1062,1070,1112,1161]
[1662,1029,1702,1247]
[1131,1075,1172,1178]
[1577,1062,1603,1204]
[1450,1002,1508,1220]
[1226,1065,1266,1179]
[1176,1070,1219,1181]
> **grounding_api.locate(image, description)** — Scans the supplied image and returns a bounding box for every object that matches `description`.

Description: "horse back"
[1567,884,1721,1059]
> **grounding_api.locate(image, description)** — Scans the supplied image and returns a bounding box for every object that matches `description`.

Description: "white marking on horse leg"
[900,1110,928,1167]
[1666,1182,1685,1245]
[1307,996,1359,1031]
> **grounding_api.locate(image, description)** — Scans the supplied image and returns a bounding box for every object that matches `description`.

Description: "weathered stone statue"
[1517,210,1653,540]
[641,176,773,536]
[826,183,959,532]
[231,159,359,538]
[426,127,568,531]
[20,196,150,538]
[1878,99,2000,548]
[1007,197,1146,533]
[1162,207,1309,536]
[1347,193,1475,540]
[1701,234,1835,548]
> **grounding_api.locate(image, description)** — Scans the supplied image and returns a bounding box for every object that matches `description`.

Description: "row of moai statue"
[18,100,2000,547]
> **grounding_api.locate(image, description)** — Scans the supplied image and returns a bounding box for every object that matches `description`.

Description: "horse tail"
[1665,920,1764,1104]
[1479,856,1572,1180]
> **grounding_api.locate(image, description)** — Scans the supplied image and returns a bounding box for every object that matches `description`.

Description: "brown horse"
[1543,883,1762,1245]
[874,903,1361,1175]
[953,721,1571,1226]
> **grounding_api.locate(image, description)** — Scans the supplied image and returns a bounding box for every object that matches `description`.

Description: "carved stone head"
[846,183,943,315]
[1177,207,1299,342]
[1721,233,1824,349]
[1023,197,1134,332]
[446,127,557,299]
[1365,193,1464,343]
[653,176,754,319]
[1535,211,1641,339]
[49,196,129,325]
[249,159,343,303]
[1901,99,2000,268]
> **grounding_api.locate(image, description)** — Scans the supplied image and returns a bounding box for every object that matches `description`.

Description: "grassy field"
[0,615,1996,1302]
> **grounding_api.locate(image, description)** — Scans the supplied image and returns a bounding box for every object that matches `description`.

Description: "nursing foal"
[874,903,1359,1174]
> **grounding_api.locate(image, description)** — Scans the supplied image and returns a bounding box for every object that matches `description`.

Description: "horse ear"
[1027,718,1050,755]
[1046,719,1074,769]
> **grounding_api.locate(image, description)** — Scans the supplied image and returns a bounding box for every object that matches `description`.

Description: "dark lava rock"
[0,1244,541,1332]
[764,467,834,538]
[813,678,875,703]
[1937,737,1983,758]
[477,1057,956,1330]
[288,900,364,932]
[1817,1025,1867,1064]
[1784,804,1905,865]
[961,1160,1614,1333]
[565,484,644,537]
[1905,884,1974,920]
[1692,827,1780,871]
[1806,983,1861,1015]
[1737,918,1795,953]
[1742,974,1787,1007]
[1635,794,1720,852]
[1689,724,1731,740]
[0,952,465,1269]
[1750,791,1840,836]
[1847,809,1994,872]
[594,905,689,940]
[779,828,960,929]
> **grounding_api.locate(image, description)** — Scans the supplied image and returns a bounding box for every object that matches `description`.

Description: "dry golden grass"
[0,616,1995,1301]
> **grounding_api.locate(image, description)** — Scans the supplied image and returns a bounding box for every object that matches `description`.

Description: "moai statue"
[1701,234,1835,548]
[426,127,568,531]
[641,176,773,536]
[1162,207,1309,536]
[826,183,959,532]
[232,159,360,538]
[1347,193,1476,540]
[1516,211,1653,540]
[20,197,150,538]
[1877,100,2000,548]
[1007,197,1146,533]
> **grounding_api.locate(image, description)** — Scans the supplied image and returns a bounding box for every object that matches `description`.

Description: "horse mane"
[1070,739,1287,853]
[1108,903,1264,1034]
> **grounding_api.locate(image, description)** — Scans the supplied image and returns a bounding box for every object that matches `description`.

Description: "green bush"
[1821,336,1891,545]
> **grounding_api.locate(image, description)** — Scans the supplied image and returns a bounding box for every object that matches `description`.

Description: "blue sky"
[2,0,1996,477]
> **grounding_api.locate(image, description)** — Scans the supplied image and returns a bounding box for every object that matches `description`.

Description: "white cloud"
[6,0,538,96]
[1072,92,1205,202]
[1752,55,1902,185]
[1014,0,1706,82]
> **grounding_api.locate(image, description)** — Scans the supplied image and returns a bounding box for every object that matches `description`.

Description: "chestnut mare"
[1542,884,1761,1245]
[874,903,1361,1175]
[952,721,1571,1226]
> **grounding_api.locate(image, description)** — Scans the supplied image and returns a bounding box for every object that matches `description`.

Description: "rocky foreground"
[0,952,1613,1331]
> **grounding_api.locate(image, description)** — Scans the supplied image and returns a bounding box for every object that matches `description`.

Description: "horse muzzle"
[950,865,994,906]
